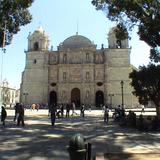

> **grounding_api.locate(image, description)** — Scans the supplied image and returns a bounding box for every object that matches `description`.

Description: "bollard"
[68,134,86,160]
[86,143,92,160]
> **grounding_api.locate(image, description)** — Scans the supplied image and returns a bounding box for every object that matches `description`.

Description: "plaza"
[0,109,159,160]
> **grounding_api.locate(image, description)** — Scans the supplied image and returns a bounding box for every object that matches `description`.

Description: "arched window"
[34,42,39,51]
[95,90,104,107]
[33,59,37,64]
[86,53,89,62]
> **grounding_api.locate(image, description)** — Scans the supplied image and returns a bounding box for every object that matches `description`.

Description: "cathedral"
[20,26,138,108]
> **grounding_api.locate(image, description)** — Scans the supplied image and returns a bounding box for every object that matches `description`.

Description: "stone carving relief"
[70,53,81,64]
[95,70,103,79]
[70,68,81,81]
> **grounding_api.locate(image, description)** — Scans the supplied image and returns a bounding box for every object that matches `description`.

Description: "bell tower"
[20,27,50,105]
[108,27,129,49]
[28,26,49,51]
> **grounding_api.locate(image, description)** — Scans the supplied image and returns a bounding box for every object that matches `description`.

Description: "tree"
[0,0,34,47]
[92,0,160,62]
[92,0,160,118]
[129,64,160,118]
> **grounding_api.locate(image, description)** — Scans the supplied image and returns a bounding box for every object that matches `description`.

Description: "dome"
[29,26,48,39]
[35,26,44,33]
[62,35,93,49]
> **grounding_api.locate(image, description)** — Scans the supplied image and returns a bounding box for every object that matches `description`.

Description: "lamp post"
[108,94,114,109]
[120,80,124,108]
[2,80,8,107]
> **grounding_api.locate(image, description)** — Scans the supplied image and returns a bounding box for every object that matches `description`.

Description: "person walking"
[1,106,7,126]
[17,104,25,127]
[71,102,77,116]
[104,105,109,123]
[49,104,57,126]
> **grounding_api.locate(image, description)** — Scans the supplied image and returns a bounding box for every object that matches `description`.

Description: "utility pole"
[0,21,6,106]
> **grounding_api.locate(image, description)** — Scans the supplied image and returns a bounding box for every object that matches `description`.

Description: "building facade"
[20,27,138,108]
[1,79,20,107]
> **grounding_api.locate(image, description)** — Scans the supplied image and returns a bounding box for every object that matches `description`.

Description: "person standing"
[60,103,64,117]
[80,104,85,117]
[1,106,7,126]
[141,105,145,113]
[66,103,70,118]
[102,105,106,113]
[88,105,92,112]
[14,103,19,122]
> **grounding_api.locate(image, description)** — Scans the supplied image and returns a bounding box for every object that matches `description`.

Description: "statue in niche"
[96,71,101,78]
[63,54,67,63]
[86,90,89,98]
[62,91,66,98]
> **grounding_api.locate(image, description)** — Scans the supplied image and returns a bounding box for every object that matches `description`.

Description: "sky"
[1,0,150,89]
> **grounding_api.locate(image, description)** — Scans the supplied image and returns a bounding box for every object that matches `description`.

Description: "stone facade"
[1,79,20,107]
[20,27,138,108]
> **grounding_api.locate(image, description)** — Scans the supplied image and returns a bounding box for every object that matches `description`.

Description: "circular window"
[97,82,103,86]
[51,82,56,87]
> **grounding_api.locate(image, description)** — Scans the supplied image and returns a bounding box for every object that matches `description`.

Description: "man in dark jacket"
[17,104,25,127]
[14,103,19,122]
[1,106,7,126]
[66,103,70,118]
[49,104,57,126]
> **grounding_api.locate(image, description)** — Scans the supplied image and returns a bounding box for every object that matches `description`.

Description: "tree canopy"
[129,64,160,117]
[0,0,34,48]
[92,0,160,117]
[92,0,160,62]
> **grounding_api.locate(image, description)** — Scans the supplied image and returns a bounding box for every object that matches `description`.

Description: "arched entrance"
[49,91,57,105]
[95,90,104,107]
[71,88,80,107]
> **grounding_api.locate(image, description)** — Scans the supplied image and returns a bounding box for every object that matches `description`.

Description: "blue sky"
[2,0,150,89]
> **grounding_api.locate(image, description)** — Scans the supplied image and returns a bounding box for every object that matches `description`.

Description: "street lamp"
[108,94,114,109]
[23,93,28,105]
[120,80,124,108]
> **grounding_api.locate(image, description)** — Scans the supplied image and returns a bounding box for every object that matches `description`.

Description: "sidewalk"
[0,109,159,160]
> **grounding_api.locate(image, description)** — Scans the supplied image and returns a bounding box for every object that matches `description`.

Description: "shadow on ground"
[0,113,160,160]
